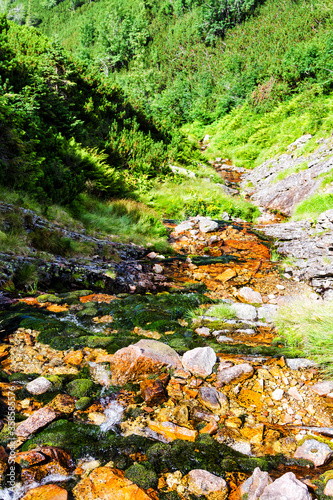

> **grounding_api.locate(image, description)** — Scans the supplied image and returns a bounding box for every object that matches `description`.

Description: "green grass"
[140,178,260,221]
[293,192,333,221]
[72,194,169,249]
[183,87,333,169]
[188,302,236,322]
[273,161,309,184]
[275,299,333,378]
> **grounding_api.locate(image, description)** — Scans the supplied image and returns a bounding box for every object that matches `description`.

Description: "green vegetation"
[273,161,308,184]
[276,299,333,377]
[141,179,259,221]
[293,193,333,221]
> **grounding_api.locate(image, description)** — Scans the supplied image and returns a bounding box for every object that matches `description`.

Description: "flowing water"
[0,167,332,499]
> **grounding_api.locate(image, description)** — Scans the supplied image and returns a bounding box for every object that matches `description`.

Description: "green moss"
[37,294,62,304]
[125,463,158,490]
[75,397,92,410]
[66,379,94,398]
[45,375,64,391]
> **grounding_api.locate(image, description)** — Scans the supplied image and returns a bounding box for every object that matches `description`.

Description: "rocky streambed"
[1,180,333,499]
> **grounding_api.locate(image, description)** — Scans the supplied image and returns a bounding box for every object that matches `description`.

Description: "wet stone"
[186,469,228,499]
[199,218,219,233]
[73,466,151,500]
[217,363,254,386]
[26,376,52,395]
[260,472,311,500]
[198,387,229,414]
[232,303,257,321]
[16,407,58,438]
[140,377,168,406]
[311,380,333,396]
[294,438,333,466]
[195,326,211,337]
[286,358,317,370]
[182,347,216,378]
[238,287,263,304]
[240,467,272,500]
[21,484,68,500]
[148,421,198,442]
[110,339,181,385]
[324,478,333,496]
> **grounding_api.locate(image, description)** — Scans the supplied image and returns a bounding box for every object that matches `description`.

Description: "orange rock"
[64,350,83,366]
[46,304,69,313]
[21,484,68,500]
[237,389,263,411]
[109,340,181,385]
[216,269,237,283]
[183,387,198,399]
[200,420,219,435]
[48,394,75,414]
[148,421,198,442]
[80,294,117,304]
[140,378,168,406]
[14,450,45,467]
[73,467,151,500]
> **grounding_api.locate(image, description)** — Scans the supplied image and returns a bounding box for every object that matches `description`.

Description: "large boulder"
[22,485,68,500]
[232,303,257,321]
[110,340,181,385]
[260,472,311,500]
[182,347,216,378]
[294,438,333,466]
[73,467,151,500]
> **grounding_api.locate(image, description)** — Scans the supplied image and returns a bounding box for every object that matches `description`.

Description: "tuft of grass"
[140,179,259,222]
[73,194,169,249]
[272,161,309,184]
[188,302,236,322]
[275,299,333,378]
[13,263,39,291]
[293,193,333,221]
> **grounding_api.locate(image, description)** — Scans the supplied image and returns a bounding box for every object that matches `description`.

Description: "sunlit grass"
[275,299,333,378]
[140,178,259,222]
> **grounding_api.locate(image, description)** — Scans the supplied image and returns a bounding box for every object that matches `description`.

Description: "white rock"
[194,327,210,337]
[271,389,284,401]
[257,304,278,322]
[238,287,263,304]
[186,469,228,499]
[203,134,210,144]
[288,387,303,402]
[260,472,311,500]
[294,438,333,466]
[276,284,285,290]
[240,467,272,500]
[147,252,157,259]
[170,165,196,178]
[182,347,216,378]
[232,303,257,321]
[153,264,164,274]
[174,221,194,233]
[199,218,218,233]
[286,358,317,370]
[324,478,333,496]
[26,377,52,395]
[311,380,333,396]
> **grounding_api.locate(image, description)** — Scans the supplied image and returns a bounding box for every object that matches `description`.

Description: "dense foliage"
[0,14,189,204]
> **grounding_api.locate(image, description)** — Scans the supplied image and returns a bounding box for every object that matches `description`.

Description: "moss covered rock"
[37,294,61,304]
[75,397,92,411]
[66,379,94,398]
[124,463,158,490]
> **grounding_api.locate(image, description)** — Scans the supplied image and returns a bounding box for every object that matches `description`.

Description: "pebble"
[26,376,52,395]
[272,389,284,401]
